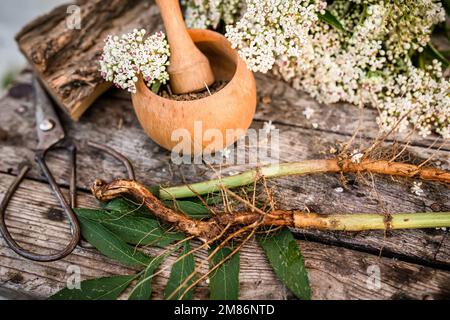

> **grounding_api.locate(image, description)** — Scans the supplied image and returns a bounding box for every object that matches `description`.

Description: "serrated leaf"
[76,209,184,248]
[209,246,240,300]
[78,216,152,267]
[164,242,196,300]
[257,228,311,300]
[163,200,211,219]
[318,10,345,32]
[49,275,135,300]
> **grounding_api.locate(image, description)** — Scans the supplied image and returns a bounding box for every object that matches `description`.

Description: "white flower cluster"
[182,0,243,29]
[373,60,450,138]
[276,1,449,139]
[225,0,327,73]
[99,29,170,93]
[185,0,449,138]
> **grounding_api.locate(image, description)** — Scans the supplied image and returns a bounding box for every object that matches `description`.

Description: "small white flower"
[411,182,424,196]
[263,120,276,134]
[334,187,344,193]
[350,149,364,164]
[222,147,232,159]
[302,107,315,120]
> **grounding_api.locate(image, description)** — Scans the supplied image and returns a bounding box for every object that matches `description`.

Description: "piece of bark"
[15,0,162,121]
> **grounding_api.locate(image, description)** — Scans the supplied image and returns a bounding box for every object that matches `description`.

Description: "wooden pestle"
[155,0,215,94]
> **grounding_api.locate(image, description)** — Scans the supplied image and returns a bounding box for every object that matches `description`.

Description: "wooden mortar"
[131,29,257,155]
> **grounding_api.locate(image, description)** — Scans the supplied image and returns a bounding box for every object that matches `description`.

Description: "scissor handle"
[0,141,136,262]
[0,147,80,262]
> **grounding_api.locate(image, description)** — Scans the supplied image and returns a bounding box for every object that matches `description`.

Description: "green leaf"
[257,228,311,300]
[129,243,184,300]
[128,267,155,300]
[49,275,135,300]
[204,195,224,206]
[209,246,240,300]
[76,209,184,248]
[318,10,346,32]
[128,256,164,300]
[163,200,211,219]
[164,242,196,300]
[103,197,149,218]
[78,216,152,267]
[148,185,161,197]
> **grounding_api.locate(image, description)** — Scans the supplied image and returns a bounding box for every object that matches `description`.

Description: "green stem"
[159,161,330,200]
[293,212,450,230]
[159,159,450,200]
[156,160,450,231]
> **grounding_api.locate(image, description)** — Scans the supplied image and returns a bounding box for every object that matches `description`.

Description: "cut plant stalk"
[91,157,450,242]
[159,159,450,200]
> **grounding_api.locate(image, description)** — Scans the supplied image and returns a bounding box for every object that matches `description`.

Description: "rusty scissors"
[0,76,135,262]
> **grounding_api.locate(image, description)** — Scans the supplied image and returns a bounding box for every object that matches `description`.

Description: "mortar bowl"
[131,29,257,155]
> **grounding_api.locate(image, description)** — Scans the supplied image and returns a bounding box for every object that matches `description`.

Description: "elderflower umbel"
[99,29,170,93]
[225,0,327,73]
[284,1,448,138]
[187,0,449,138]
[183,0,243,29]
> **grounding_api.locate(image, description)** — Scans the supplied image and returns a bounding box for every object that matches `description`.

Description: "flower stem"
[159,159,450,200]
[290,212,450,231]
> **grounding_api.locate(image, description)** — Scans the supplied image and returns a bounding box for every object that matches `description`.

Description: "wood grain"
[253,73,450,151]
[1,70,448,271]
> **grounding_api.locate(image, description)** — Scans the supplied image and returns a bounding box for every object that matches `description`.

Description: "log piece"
[15,0,162,121]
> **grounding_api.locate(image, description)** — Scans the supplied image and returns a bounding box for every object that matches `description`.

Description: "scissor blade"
[34,77,65,151]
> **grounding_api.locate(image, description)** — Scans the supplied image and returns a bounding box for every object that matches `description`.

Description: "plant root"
[91,159,450,242]
[159,159,450,200]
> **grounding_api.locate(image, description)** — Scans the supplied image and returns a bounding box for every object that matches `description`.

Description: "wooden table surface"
[0,69,449,300]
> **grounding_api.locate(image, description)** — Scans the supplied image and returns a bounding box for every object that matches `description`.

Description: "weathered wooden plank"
[0,70,449,269]
[15,0,162,120]
[253,73,450,151]
[1,174,449,300]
